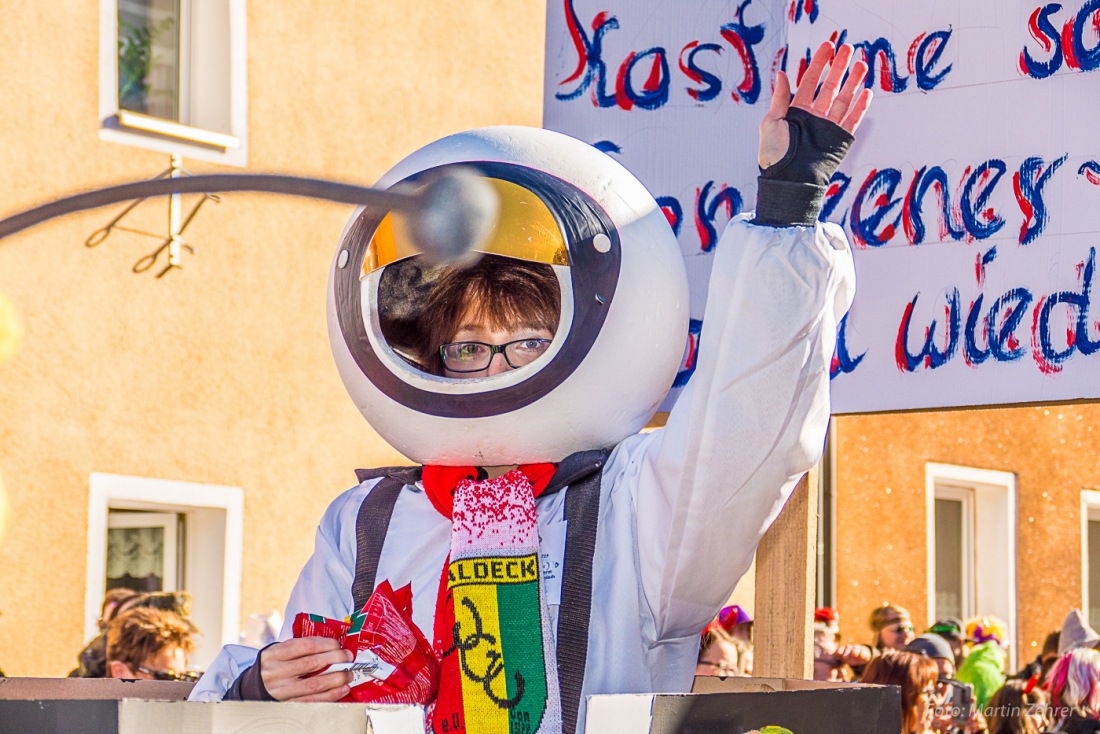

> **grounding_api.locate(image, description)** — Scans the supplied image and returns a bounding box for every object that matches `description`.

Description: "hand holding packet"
[292,580,439,705]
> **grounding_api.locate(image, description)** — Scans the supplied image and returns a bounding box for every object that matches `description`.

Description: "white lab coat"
[190,215,856,731]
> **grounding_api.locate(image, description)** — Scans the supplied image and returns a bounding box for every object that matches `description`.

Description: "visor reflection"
[364,177,569,275]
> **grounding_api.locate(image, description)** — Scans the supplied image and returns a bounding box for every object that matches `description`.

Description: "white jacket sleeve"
[188,485,363,701]
[632,213,855,641]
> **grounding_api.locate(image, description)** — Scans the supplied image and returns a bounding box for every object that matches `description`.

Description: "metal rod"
[167,155,184,268]
[0,174,417,242]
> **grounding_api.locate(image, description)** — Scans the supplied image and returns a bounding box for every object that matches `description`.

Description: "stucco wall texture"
[0,1,546,676]
[834,405,1100,663]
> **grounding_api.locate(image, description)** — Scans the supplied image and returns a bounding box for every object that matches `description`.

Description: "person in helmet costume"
[191,42,871,734]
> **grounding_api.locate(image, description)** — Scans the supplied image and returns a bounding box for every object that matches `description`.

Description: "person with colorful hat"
[813,606,871,682]
[928,617,971,669]
[957,616,1010,712]
[190,41,871,734]
[709,604,754,643]
[696,605,755,677]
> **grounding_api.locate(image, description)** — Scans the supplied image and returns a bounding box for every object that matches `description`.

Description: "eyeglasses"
[697,660,738,676]
[891,623,915,634]
[440,339,552,372]
[136,666,200,682]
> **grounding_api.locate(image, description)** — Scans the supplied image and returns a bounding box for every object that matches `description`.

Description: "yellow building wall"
[0,1,546,676]
[834,405,1100,661]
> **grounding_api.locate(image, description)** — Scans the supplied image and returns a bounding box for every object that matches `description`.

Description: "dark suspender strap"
[351,475,407,613]
[555,448,610,734]
[348,454,606,733]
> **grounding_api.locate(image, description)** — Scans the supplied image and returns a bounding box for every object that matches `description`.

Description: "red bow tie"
[420,463,557,519]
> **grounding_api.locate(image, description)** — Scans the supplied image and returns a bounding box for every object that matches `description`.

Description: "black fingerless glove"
[223,645,277,701]
[752,107,854,227]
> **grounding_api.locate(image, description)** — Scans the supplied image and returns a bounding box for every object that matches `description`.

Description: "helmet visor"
[364,177,570,275]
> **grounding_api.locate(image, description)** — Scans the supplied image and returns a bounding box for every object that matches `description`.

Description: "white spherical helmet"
[327,126,688,465]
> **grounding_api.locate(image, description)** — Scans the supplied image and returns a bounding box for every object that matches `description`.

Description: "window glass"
[105,510,180,593]
[935,497,964,620]
[118,0,181,121]
[1089,519,1100,632]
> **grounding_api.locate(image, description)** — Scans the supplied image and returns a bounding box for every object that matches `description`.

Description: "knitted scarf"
[423,464,561,734]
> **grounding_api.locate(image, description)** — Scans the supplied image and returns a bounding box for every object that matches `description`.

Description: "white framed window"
[99,0,248,165]
[926,463,1018,669]
[85,473,243,670]
[1080,491,1100,632]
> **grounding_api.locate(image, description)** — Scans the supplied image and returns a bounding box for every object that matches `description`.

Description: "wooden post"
[752,470,818,679]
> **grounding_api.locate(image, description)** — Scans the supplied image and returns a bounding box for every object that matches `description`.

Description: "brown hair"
[105,607,195,674]
[870,604,912,649]
[987,680,1049,734]
[117,590,193,619]
[861,650,938,734]
[99,588,140,629]
[415,257,560,375]
[1041,631,1062,683]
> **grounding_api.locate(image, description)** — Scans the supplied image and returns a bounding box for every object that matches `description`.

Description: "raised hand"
[758,41,873,169]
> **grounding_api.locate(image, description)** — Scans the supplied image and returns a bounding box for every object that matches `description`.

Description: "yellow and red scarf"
[423,464,561,734]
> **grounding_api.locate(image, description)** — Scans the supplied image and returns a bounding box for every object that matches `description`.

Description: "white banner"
[544,0,1100,413]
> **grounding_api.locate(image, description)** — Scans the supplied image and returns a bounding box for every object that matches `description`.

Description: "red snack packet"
[292,613,349,640]
[292,581,439,706]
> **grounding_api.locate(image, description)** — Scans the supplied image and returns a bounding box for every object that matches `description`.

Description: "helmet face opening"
[332,161,621,419]
[369,252,572,381]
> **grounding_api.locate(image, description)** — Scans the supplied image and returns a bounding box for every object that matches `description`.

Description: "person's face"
[946,636,965,663]
[443,317,554,378]
[696,637,743,677]
[931,658,956,712]
[144,645,188,679]
[879,614,916,651]
[935,657,955,679]
[915,683,937,733]
[1027,698,1050,731]
[109,644,188,680]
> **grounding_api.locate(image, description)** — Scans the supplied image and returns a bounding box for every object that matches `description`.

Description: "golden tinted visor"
[364,177,569,275]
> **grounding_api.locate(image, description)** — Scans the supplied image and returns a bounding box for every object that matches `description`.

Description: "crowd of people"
[39,585,1100,734]
[68,588,198,682]
[698,603,1100,733]
[51,581,1100,734]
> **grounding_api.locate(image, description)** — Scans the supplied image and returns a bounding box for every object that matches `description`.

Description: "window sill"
[115,110,241,150]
